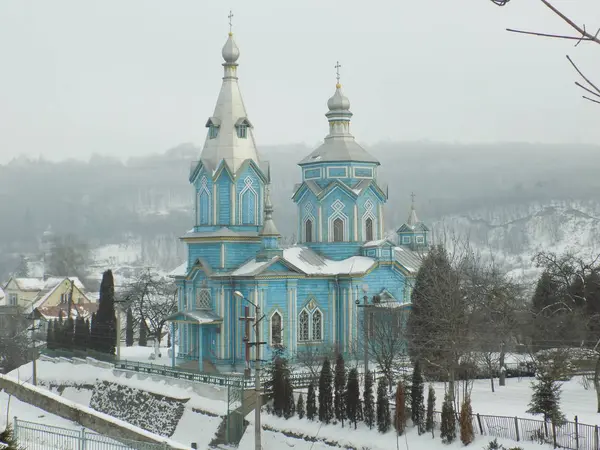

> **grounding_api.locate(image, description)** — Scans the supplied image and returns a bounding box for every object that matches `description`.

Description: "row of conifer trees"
[266,351,477,444]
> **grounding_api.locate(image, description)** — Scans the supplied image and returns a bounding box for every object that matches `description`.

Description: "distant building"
[2,276,96,319]
[166,27,429,372]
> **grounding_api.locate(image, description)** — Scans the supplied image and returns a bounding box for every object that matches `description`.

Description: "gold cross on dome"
[228,10,234,34]
[334,61,341,86]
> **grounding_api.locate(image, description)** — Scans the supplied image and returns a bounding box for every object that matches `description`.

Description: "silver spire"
[199,15,260,174]
[259,186,280,237]
[299,63,378,165]
[407,192,420,228]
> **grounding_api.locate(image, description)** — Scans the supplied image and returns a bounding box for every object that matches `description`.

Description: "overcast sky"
[0,0,598,163]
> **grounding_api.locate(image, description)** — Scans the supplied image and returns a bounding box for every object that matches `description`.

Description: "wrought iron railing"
[431,410,599,450]
[13,417,168,450]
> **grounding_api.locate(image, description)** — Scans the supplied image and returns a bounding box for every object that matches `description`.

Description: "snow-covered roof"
[0,287,5,306]
[181,227,259,240]
[227,246,376,278]
[165,309,222,324]
[13,277,46,291]
[362,239,394,248]
[169,262,188,278]
[393,246,424,274]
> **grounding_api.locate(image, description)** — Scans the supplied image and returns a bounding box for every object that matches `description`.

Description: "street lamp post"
[234,290,263,450]
[356,284,370,374]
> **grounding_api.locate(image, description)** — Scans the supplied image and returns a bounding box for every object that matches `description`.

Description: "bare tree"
[296,343,336,379]
[120,269,177,358]
[0,309,30,374]
[490,0,600,104]
[530,251,600,410]
[465,252,524,390]
[366,305,410,391]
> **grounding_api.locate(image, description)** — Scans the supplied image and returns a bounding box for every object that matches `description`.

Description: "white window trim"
[303,167,322,180]
[416,235,425,244]
[328,200,349,242]
[362,200,377,241]
[297,306,324,343]
[298,309,310,342]
[353,166,373,179]
[402,235,411,244]
[326,166,348,178]
[311,307,324,341]
[238,176,259,225]
[8,293,18,306]
[270,310,284,347]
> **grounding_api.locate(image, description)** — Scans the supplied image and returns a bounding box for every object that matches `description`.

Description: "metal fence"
[432,411,600,450]
[13,418,169,450]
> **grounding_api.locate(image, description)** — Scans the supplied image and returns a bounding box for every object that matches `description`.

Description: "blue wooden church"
[166,30,429,372]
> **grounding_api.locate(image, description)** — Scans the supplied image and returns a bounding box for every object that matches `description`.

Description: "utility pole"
[235,291,266,450]
[27,314,40,386]
[116,307,121,360]
[357,285,371,374]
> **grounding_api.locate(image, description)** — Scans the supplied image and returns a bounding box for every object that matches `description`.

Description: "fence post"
[80,428,86,450]
[514,416,520,442]
[574,416,579,450]
[12,417,18,441]
[476,413,483,434]
[552,421,557,449]
[594,425,599,450]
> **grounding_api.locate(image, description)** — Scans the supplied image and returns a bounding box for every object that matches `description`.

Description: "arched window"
[365,217,374,241]
[305,219,313,243]
[241,190,256,224]
[298,310,309,342]
[312,310,322,341]
[333,218,344,242]
[271,312,282,346]
[199,192,209,225]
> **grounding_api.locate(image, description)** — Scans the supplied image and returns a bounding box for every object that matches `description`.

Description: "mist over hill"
[1,141,599,281]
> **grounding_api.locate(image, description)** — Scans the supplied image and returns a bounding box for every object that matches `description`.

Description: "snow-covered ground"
[5,355,600,449]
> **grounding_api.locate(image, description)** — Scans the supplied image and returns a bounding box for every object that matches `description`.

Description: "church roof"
[299,81,378,166]
[225,246,376,278]
[393,246,424,274]
[181,227,260,240]
[198,32,261,174]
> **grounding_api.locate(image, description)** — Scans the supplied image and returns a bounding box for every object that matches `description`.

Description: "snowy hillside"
[435,200,600,282]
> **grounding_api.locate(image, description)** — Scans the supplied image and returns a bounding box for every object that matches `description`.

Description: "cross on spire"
[410,192,416,207]
[228,10,234,34]
[335,61,341,86]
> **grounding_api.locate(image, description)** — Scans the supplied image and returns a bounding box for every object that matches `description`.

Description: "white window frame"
[303,167,322,180]
[416,235,425,244]
[326,166,348,178]
[402,235,411,244]
[297,306,324,343]
[270,310,283,347]
[353,166,373,179]
[8,293,18,306]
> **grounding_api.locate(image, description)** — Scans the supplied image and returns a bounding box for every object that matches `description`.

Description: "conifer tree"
[283,369,295,419]
[269,347,287,417]
[46,319,55,350]
[138,320,148,347]
[364,370,375,429]
[307,382,317,421]
[376,377,391,433]
[527,372,566,425]
[89,312,98,351]
[0,424,25,450]
[426,384,436,432]
[94,270,117,354]
[84,318,90,350]
[395,381,406,435]
[441,392,456,444]
[57,310,65,349]
[318,357,334,424]
[297,392,305,420]
[411,359,426,434]
[65,316,75,350]
[125,307,134,347]
[460,396,474,445]
[345,368,360,429]
[74,316,87,350]
[334,352,346,426]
